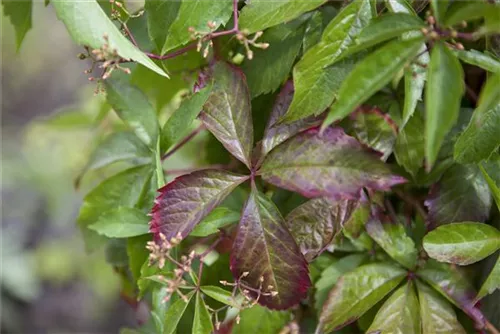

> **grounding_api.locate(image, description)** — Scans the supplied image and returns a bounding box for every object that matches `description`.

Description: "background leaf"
[284,0,372,122]
[423,222,500,265]
[425,42,464,169]
[190,207,240,237]
[319,262,406,332]
[477,253,500,300]
[322,37,423,128]
[416,280,466,334]
[232,305,290,334]
[242,17,308,98]
[51,0,167,77]
[455,49,500,73]
[259,127,406,199]
[481,156,500,211]
[425,164,491,228]
[367,282,421,334]
[105,78,160,148]
[163,292,195,334]
[150,170,247,240]
[89,207,150,238]
[394,112,425,177]
[162,0,232,53]
[230,190,310,310]
[366,214,418,269]
[144,0,181,52]
[200,62,254,169]
[2,0,32,50]
[238,0,326,34]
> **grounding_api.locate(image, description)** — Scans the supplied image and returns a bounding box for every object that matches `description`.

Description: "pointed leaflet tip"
[149,169,248,241]
[230,190,311,310]
[259,127,406,199]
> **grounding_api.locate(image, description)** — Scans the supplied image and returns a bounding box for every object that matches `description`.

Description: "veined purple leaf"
[260,81,320,161]
[259,127,406,199]
[425,164,491,229]
[149,170,248,240]
[199,62,254,169]
[417,259,484,327]
[285,197,355,261]
[230,189,310,310]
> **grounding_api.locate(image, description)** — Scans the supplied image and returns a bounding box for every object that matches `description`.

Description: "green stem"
[155,137,166,188]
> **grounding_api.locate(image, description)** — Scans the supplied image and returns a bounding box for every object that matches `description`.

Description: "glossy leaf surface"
[260,127,406,199]
[425,42,464,169]
[320,263,406,332]
[51,0,167,77]
[200,62,254,168]
[367,282,421,334]
[239,0,326,34]
[423,222,500,265]
[230,190,310,310]
[150,170,247,240]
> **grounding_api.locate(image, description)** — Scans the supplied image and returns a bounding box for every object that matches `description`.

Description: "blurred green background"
[0,2,170,332]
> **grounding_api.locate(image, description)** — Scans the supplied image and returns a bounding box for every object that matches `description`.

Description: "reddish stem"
[161,125,205,161]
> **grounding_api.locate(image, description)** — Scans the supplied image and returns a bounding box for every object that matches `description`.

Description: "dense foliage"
[4,0,500,333]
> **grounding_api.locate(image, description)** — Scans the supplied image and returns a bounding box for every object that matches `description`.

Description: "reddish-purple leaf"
[425,164,491,229]
[260,81,320,161]
[149,170,248,240]
[199,62,254,169]
[230,189,311,310]
[258,127,406,199]
[285,197,355,262]
[417,260,485,327]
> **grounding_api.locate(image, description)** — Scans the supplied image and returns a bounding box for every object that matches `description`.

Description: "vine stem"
[486,320,500,334]
[161,124,205,161]
[143,0,240,61]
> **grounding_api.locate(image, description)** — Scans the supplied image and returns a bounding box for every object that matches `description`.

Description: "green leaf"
[51,0,167,77]
[384,0,429,127]
[284,0,373,123]
[425,42,464,169]
[238,0,326,34]
[144,0,181,52]
[193,292,213,334]
[200,286,239,308]
[423,222,500,265]
[444,1,500,27]
[150,170,248,240]
[319,262,406,332]
[78,165,153,251]
[126,235,150,282]
[89,207,150,238]
[455,49,500,73]
[366,214,418,269]
[417,260,483,326]
[480,157,500,212]
[322,37,424,129]
[416,280,466,334]
[302,10,323,53]
[477,253,500,300]
[394,112,425,177]
[200,62,254,169]
[430,0,449,23]
[81,131,152,176]
[285,197,347,261]
[347,108,397,160]
[367,282,421,334]
[163,291,195,334]
[189,207,240,237]
[160,83,213,153]
[314,254,367,310]
[162,0,232,54]
[241,17,308,98]
[232,305,290,334]
[454,73,500,163]
[259,127,406,199]
[425,164,491,228]
[2,0,32,50]
[105,78,160,148]
[342,193,373,251]
[355,13,425,50]
[231,189,310,310]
